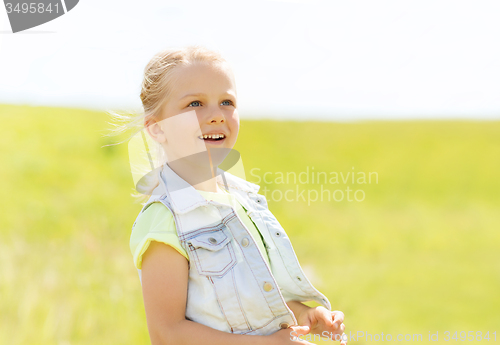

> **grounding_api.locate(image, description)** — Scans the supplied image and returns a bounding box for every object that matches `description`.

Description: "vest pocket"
[187,230,236,276]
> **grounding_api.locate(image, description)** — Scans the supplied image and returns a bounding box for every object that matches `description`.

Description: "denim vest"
[132,163,331,335]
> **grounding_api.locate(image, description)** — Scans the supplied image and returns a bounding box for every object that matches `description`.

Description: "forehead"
[170,62,236,96]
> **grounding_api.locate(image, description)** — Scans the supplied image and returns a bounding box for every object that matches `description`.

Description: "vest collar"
[156,162,260,214]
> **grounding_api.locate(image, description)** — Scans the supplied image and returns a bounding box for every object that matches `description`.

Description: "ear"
[144,118,167,143]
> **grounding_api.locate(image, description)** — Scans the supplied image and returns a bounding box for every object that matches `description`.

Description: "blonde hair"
[102,44,232,205]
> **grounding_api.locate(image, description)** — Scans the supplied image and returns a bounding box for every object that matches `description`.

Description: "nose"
[206,108,225,124]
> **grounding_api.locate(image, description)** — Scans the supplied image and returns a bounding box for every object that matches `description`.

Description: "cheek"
[228,112,240,131]
[230,121,239,143]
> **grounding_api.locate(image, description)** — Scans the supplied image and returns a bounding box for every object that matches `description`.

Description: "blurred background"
[0,1,499,344]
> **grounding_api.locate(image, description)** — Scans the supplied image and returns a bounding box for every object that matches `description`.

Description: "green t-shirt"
[130,185,270,270]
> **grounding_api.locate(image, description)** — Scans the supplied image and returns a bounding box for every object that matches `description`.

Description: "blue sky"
[1,0,499,121]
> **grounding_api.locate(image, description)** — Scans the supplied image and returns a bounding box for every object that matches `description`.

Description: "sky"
[0,0,499,121]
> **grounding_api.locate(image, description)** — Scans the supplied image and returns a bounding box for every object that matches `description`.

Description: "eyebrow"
[179,92,236,101]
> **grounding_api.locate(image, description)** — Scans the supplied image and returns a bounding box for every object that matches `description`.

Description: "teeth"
[200,134,225,139]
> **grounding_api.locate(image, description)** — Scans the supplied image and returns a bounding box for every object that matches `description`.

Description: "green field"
[1,103,499,344]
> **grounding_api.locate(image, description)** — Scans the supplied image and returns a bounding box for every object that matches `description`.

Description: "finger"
[332,311,345,328]
[290,325,311,336]
[339,332,347,345]
[340,323,346,332]
[332,310,344,323]
[317,307,334,327]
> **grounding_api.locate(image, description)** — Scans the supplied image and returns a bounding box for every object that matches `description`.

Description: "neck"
[167,157,220,193]
[192,177,220,193]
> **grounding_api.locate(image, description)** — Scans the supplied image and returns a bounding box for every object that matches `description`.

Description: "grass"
[0,103,499,344]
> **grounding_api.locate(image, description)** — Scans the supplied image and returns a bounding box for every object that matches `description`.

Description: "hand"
[296,307,346,344]
[268,325,317,344]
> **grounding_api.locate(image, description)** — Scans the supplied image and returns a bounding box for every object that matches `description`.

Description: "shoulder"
[131,202,176,241]
[141,201,174,224]
[130,202,187,269]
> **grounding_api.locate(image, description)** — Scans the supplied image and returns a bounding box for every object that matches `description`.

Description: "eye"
[188,101,202,107]
[221,100,234,106]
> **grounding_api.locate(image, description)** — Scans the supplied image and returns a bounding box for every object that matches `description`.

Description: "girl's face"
[156,62,240,165]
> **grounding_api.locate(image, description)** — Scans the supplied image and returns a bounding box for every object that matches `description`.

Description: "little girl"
[123,45,346,345]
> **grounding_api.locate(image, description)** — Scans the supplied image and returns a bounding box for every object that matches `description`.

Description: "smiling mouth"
[197,134,226,142]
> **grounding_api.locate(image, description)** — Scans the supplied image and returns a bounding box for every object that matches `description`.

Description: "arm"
[286,300,312,325]
[287,300,346,344]
[141,241,312,345]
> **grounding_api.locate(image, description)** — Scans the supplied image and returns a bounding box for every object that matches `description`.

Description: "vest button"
[241,237,249,247]
[279,322,289,329]
[208,237,217,244]
[263,282,273,292]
